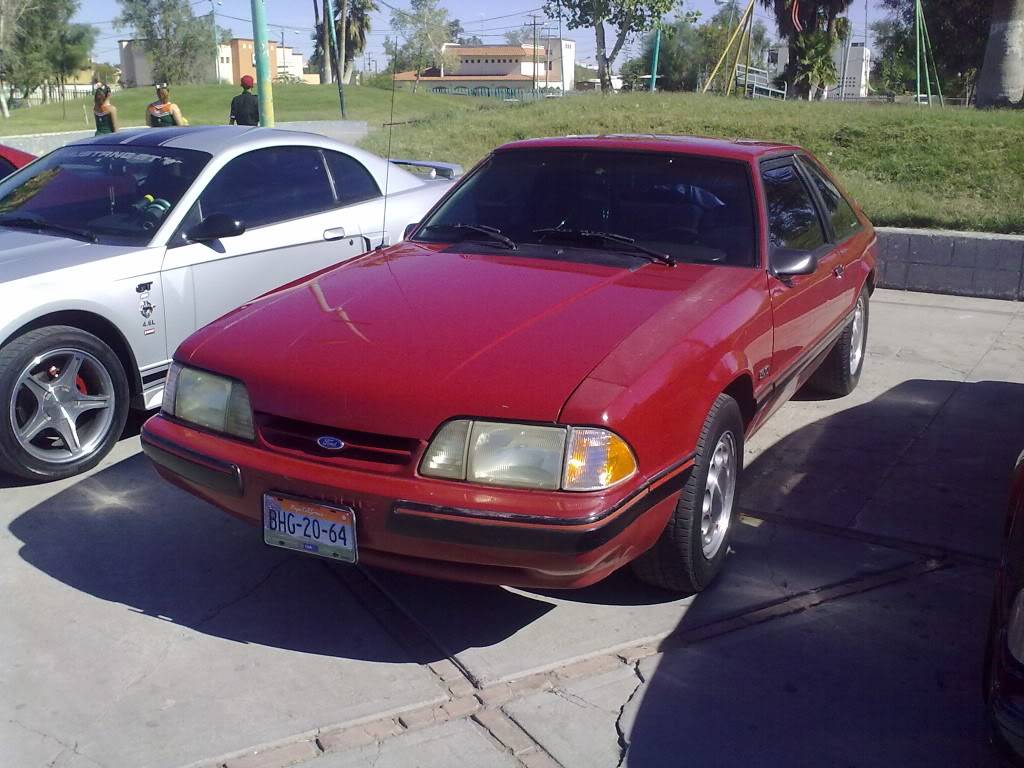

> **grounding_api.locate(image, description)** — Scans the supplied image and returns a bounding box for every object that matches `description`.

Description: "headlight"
[419,419,636,492]
[161,362,255,440]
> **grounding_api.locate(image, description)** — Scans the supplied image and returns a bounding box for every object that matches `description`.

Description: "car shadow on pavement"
[7,453,552,662]
[621,379,1022,768]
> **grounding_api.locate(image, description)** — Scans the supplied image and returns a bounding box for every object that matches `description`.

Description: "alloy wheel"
[9,347,117,465]
[701,431,737,560]
[849,297,866,375]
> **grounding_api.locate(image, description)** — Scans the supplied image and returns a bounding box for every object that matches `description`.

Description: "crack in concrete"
[8,719,105,768]
[195,557,291,629]
[613,662,646,768]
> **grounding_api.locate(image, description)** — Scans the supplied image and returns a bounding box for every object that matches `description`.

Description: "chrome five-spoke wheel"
[701,430,737,560]
[10,348,116,464]
[849,296,866,375]
[0,326,129,481]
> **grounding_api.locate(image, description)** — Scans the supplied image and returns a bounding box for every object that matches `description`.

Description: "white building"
[830,42,872,99]
[395,40,576,94]
[765,41,872,99]
[121,38,307,87]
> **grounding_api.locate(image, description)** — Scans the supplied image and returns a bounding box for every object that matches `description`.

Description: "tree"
[622,14,705,92]
[870,17,914,94]
[699,2,769,92]
[386,0,457,91]
[93,62,119,85]
[0,0,33,117]
[343,0,378,82]
[544,0,676,92]
[7,0,95,104]
[116,0,215,84]
[879,0,991,101]
[977,0,1024,106]
[760,0,853,96]
[793,28,838,99]
[504,27,533,46]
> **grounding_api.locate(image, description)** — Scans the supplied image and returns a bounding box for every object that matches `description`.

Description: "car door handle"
[323,227,347,241]
[833,264,845,278]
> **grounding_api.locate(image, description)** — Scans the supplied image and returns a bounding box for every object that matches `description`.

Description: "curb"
[876,227,1024,302]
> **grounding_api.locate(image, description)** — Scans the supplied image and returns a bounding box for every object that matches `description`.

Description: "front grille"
[257,414,420,471]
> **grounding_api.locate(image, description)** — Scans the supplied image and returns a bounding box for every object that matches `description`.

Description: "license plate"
[263,493,357,564]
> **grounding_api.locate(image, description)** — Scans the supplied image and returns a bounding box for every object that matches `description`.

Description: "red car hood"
[179,243,693,439]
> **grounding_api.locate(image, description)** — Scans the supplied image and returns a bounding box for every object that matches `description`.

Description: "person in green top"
[93,85,118,135]
[146,84,186,128]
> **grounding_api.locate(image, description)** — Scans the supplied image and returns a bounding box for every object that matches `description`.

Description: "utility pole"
[530,14,539,92]
[209,0,221,84]
[649,27,661,92]
[329,0,346,116]
[840,26,851,99]
[557,4,564,93]
[251,0,275,125]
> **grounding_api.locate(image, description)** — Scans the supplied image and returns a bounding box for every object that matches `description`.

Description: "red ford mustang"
[142,135,876,592]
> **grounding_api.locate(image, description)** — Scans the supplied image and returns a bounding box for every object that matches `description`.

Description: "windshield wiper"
[533,228,675,266]
[0,216,98,243]
[423,223,517,250]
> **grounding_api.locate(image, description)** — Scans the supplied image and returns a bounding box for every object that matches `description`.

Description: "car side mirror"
[771,247,818,278]
[403,222,419,240]
[187,213,245,243]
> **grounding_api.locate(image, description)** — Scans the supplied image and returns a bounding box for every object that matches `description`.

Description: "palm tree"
[977,0,1024,107]
[336,0,378,83]
[760,0,853,96]
[793,29,838,99]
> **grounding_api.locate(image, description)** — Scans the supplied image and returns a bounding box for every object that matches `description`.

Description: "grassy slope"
[0,83,496,136]
[359,92,1024,234]
[4,87,1021,232]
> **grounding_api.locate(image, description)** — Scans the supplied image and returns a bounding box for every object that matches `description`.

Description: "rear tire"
[808,289,869,397]
[0,326,130,481]
[632,394,744,593]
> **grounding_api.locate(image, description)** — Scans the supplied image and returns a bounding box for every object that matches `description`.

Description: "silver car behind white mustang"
[0,126,458,480]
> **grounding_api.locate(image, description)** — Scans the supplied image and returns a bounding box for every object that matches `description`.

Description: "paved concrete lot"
[2,288,1022,768]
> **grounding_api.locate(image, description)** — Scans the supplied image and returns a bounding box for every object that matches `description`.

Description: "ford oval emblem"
[317,436,345,451]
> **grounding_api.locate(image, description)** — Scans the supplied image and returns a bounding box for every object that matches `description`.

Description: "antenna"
[378,45,398,249]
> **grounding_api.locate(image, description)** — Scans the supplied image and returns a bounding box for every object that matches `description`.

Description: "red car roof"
[496,134,802,162]
[0,143,35,169]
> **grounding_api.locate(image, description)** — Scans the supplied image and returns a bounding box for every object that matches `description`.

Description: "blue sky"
[79,0,887,72]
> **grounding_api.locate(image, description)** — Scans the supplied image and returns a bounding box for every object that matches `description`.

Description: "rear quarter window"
[800,158,862,241]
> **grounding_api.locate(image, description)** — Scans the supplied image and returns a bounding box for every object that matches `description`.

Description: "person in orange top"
[146,84,186,127]
[93,85,118,135]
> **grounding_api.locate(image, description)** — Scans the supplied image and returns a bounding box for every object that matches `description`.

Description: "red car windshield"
[416,148,757,267]
[0,145,210,246]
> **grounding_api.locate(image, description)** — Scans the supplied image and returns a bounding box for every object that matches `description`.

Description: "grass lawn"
[3,86,1021,233]
[0,83,496,136]
[359,92,1024,234]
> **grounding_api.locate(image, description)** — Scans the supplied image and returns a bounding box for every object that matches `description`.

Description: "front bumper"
[141,415,688,589]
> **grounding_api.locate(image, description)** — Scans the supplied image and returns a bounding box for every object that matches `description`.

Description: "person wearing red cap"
[229,75,260,126]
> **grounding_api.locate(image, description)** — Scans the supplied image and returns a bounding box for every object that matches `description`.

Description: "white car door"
[160,145,378,349]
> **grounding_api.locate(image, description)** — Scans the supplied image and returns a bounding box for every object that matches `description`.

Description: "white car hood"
[0,229,139,283]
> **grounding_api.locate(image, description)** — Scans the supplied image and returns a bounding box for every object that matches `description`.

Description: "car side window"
[761,164,826,252]
[199,147,334,229]
[800,159,861,241]
[324,151,381,206]
[0,157,16,179]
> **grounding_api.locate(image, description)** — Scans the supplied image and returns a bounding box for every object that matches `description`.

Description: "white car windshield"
[0,145,210,246]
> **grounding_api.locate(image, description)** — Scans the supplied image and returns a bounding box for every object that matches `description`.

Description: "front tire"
[0,326,130,481]
[632,394,744,593]
[808,289,869,397]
